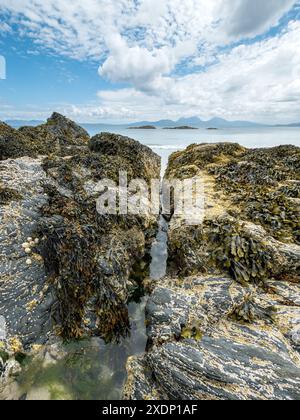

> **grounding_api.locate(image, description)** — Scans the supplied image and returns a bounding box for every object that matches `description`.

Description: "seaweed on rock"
[229,294,275,323]
[0,183,22,204]
[33,130,160,342]
[38,183,145,341]
[205,217,274,285]
[0,113,90,161]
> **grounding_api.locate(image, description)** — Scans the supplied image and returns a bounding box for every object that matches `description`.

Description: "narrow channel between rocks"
[5,160,170,401]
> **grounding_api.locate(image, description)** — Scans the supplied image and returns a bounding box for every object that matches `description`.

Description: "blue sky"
[0,0,300,123]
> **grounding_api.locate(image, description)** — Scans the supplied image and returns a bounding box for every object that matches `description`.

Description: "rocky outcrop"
[0,117,160,354]
[90,133,160,183]
[125,143,300,401]
[0,123,31,161]
[0,113,89,161]
[166,143,300,281]
[126,276,300,400]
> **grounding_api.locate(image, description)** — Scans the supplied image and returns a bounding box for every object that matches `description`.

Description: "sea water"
[85,125,300,171]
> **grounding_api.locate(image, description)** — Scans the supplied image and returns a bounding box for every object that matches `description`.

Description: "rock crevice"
[125,143,300,401]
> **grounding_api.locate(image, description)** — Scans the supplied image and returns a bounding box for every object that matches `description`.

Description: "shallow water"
[149,216,169,281]
[16,298,148,400]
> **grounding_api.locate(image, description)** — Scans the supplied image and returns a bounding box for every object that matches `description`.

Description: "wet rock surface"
[125,143,300,400]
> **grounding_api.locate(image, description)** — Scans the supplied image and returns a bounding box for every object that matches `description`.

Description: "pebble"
[25,248,32,254]
[26,259,32,265]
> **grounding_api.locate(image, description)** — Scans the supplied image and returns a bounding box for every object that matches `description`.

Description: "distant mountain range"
[127,117,300,128]
[4,117,300,129]
[275,122,300,127]
[128,116,267,128]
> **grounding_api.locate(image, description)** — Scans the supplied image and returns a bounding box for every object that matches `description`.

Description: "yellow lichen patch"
[9,337,23,354]
[26,300,38,312]
[201,171,232,219]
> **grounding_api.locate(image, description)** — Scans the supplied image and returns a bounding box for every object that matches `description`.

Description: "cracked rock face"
[125,143,300,401]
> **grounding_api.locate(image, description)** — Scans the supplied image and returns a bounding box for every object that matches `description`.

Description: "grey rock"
[0,157,56,348]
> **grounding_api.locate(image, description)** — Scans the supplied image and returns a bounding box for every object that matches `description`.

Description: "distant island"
[128,125,156,130]
[207,127,218,130]
[163,126,198,130]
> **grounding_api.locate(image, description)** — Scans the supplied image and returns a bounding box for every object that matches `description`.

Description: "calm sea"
[85,126,300,171]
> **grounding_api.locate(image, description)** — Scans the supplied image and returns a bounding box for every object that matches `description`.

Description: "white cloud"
[95,21,300,123]
[221,0,297,38]
[0,0,299,122]
[99,31,196,89]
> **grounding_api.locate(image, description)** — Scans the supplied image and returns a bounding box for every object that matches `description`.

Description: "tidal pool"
[16,214,169,400]
[16,298,147,400]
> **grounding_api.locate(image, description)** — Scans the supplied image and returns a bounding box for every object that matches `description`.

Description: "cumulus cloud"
[0,21,11,34]
[222,0,297,38]
[99,31,195,89]
[96,21,300,123]
[0,0,299,122]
